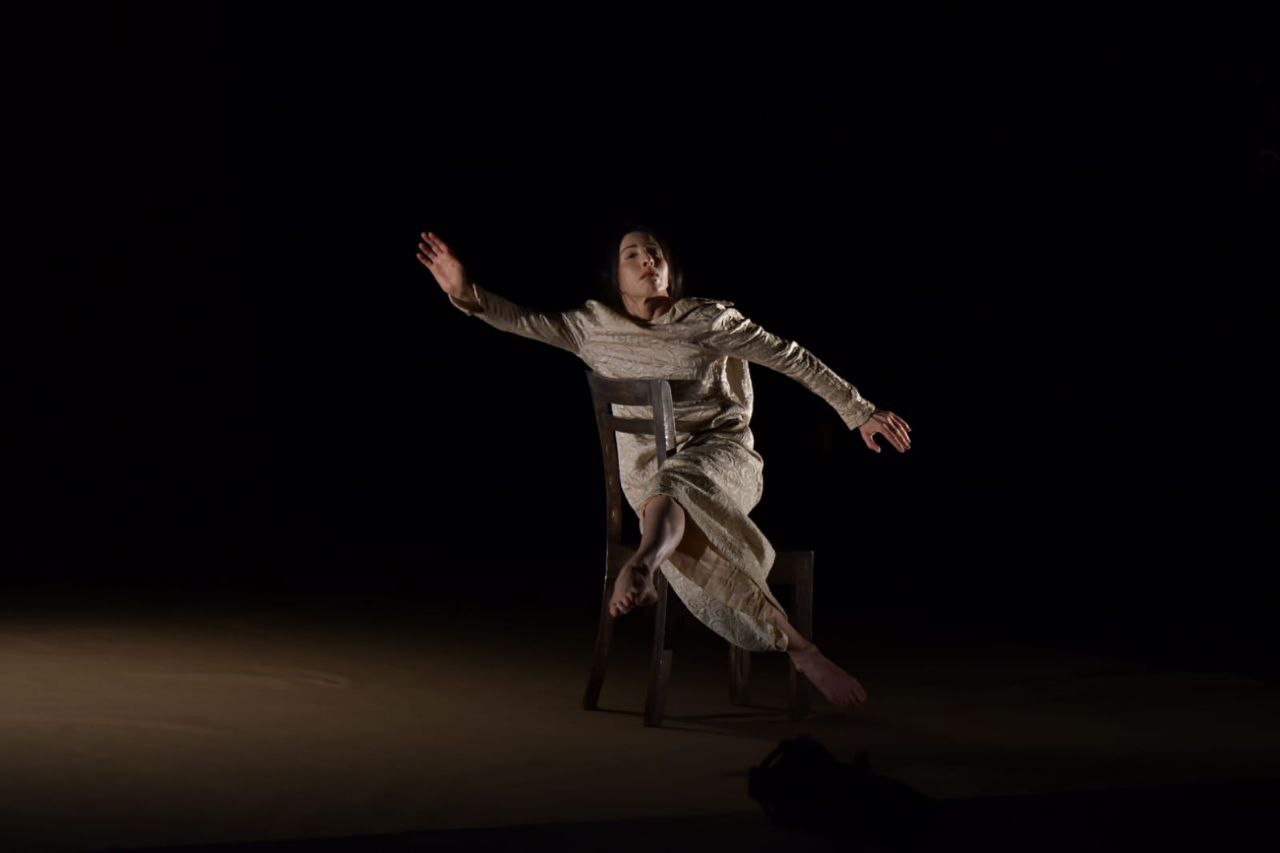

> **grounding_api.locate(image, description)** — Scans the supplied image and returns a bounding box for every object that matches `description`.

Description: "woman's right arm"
[418,231,584,355]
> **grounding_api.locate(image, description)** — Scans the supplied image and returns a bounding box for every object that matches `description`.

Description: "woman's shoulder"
[581,296,734,309]
[678,296,741,325]
[578,296,741,329]
[683,296,735,311]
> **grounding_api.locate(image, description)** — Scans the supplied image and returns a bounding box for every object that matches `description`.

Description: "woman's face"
[617,231,670,300]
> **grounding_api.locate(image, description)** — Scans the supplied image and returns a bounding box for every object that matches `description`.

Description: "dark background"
[18,6,1275,673]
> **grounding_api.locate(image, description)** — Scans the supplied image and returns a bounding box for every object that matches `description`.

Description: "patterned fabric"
[448,284,875,651]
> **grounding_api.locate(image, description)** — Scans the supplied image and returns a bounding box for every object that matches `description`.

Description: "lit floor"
[2,587,1277,852]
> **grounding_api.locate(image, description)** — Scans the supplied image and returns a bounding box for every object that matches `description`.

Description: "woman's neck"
[622,294,676,322]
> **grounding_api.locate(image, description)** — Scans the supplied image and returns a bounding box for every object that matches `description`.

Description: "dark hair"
[599,222,686,311]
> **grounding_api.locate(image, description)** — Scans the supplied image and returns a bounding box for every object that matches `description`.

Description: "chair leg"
[786,649,805,720]
[644,570,673,727]
[584,544,633,712]
[729,646,739,703]
[788,553,815,720]
[582,574,616,711]
[729,644,752,705]
[590,549,813,723]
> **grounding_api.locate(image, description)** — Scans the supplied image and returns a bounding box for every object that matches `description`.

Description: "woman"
[416,226,911,708]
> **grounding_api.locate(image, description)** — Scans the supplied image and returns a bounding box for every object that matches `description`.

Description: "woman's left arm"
[696,306,911,453]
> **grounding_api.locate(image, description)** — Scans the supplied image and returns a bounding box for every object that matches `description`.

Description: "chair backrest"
[584,372,679,545]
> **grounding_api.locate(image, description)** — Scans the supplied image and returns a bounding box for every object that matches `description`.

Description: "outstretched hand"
[416,231,468,299]
[858,411,912,453]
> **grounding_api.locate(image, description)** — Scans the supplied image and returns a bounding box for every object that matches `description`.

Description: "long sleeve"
[695,306,876,430]
[448,281,584,355]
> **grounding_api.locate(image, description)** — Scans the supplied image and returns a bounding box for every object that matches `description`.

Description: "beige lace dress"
[448,283,876,652]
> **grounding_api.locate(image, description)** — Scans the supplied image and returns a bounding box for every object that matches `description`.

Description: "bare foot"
[789,645,868,708]
[608,561,658,617]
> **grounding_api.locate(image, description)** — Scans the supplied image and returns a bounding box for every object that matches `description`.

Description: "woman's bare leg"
[766,604,868,707]
[609,495,687,617]
[607,497,867,706]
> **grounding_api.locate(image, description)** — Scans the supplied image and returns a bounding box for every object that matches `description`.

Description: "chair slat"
[610,417,665,435]
[585,373,657,405]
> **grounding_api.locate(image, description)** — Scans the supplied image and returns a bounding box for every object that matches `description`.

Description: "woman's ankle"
[787,635,817,655]
[768,605,815,653]
[623,555,657,579]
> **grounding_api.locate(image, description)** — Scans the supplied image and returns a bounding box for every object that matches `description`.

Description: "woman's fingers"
[422,231,450,258]
[889,420,910,451]
[875,412,911,452]
[874,417,908,452]
[897,417,913,449]
[416,243,436,267]
[861,413,912,454]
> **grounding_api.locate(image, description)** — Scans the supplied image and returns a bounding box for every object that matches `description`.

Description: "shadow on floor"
[100,736,1278,853]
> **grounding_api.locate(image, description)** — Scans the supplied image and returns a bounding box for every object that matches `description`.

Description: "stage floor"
[2,589,1277,852]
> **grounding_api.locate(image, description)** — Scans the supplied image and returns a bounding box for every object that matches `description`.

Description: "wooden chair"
[580,371,814,727]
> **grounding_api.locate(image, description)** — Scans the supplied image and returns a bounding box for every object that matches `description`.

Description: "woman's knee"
[641,494,688,542]
[642,494,682,523]
[674,512,712,562]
